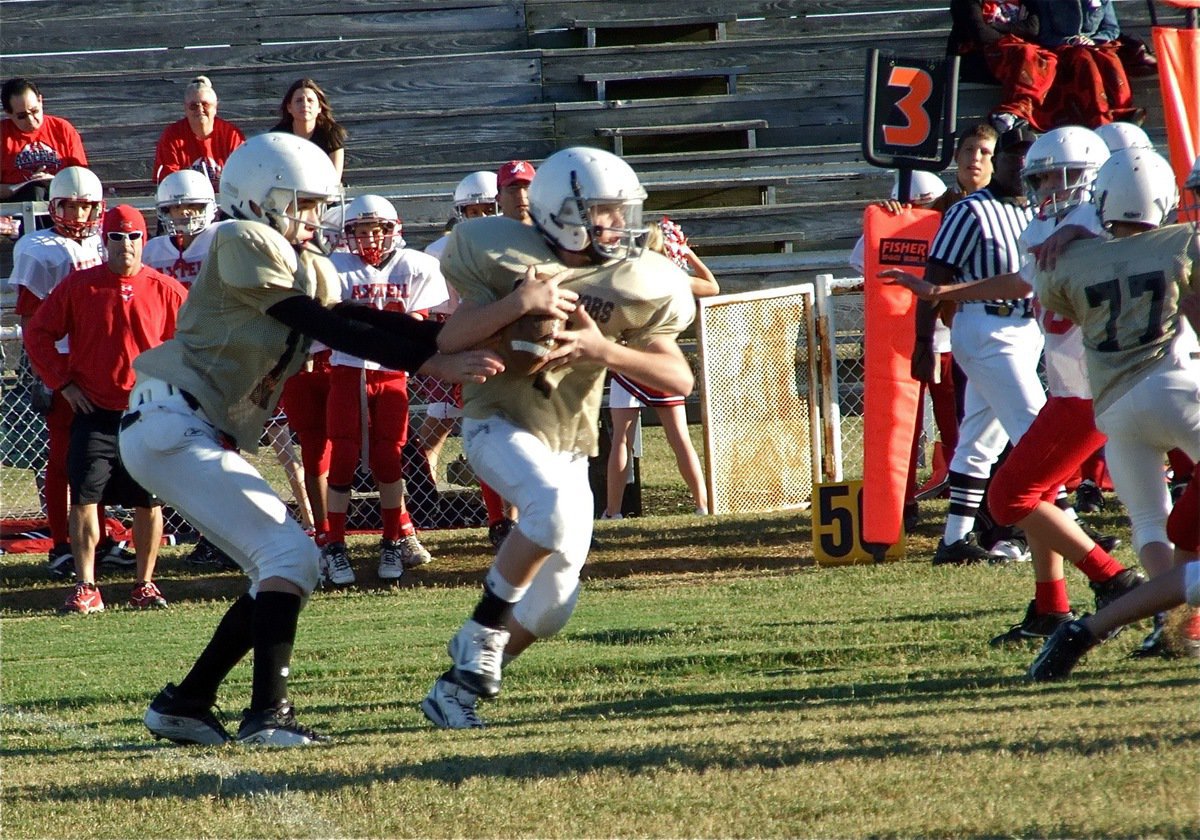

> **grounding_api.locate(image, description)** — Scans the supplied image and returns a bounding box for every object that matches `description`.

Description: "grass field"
[2,428,1197,838]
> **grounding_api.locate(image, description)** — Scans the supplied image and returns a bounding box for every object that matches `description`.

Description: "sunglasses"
[107,231,144,242]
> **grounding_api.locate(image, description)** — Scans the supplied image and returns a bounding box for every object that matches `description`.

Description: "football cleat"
[1131,612,1167,658]
[990,600,1075,647]
[1028,618,1099,681]
[46,544,75,580]
[186,536,240,571]
[319,542,355,586]
[447,619,509,699]
[1079,521,1121,553]
[237,702,326,746]
[129,581,169,609]
[144,683,231,745]
[1074,479,1106,513]
[421,674,485,729]
[377,539,405,581]
[59,581,104,614]
[1089,568,1146,612]
[98,541,137,568]
[932,534,992,566]
[986,537,1030,564]
[398,534,432,568]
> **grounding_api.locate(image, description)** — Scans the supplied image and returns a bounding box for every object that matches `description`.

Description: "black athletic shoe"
[1131,612,1169,658]
[187,536,240,571]
[144,683,231,745]
[1079,521,1121,553]
[990,600,1076,647]
[1074,480,1106,513]
[237,702,326,746]
[1089,568,1146,612]
[932,533,992,566]
[46,544,75,580]
[1028,618,1098,681]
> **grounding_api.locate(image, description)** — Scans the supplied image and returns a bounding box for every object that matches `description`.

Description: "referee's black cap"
[998,125,1037,154]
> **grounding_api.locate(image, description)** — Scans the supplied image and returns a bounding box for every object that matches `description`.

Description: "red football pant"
[280,350,333,478]
[989,396,1105,526]
[326,366,409,487]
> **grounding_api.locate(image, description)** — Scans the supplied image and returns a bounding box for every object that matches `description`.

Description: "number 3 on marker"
[883,66,933,147]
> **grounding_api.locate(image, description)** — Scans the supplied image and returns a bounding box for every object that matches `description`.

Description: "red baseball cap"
[498,160,535,188]
[102,204,148,238]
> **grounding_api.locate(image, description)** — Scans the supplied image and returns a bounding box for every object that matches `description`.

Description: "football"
[496,313,562,377]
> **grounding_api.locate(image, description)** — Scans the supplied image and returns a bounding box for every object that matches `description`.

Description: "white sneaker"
[421,676,484,729]
[398,534,432,568]
[378,539,405,580]
[448,619,509,698]
[601,512,623,520]
[988,539,1030,563]
[320,542,355,586]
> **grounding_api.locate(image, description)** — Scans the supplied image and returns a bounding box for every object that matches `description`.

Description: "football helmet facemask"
[156,169,216,236]
[48,166,105,240]
[453,171,499,220]
[218,133,342,244]
[1021,126,1110,219]
[529,146,649,263]
[343,194,403,266]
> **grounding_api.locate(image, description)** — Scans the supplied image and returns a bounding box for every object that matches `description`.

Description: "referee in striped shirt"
[917,125,1043,565]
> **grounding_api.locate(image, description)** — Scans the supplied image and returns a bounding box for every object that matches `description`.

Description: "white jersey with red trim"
[1018,204,1105,399]
[328,248,449,371]
[142,224,220,288]
[11,230,104,301]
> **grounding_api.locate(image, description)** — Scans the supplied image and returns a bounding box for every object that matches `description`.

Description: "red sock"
[1074,544,1125,583]
[327,512,347,544]
[480,481,505,526]
[1035,578,1071,615]
[399,510,416,538]
[382,507,402,542]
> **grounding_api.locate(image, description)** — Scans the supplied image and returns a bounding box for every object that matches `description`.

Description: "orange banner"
[860,205,942,547]
[1152,25,1200,220]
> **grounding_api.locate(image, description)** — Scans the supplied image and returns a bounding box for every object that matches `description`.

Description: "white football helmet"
[891,170,948,205]
[218,132,342,241]
[453,171,499,219]
[529,146,648,262]
[1094,121,1154,154]
[156,169,216,236]
[1021,126,1110,218]
[1094,148,1178,230]
[343,193,404,265]
[48,166,104,239]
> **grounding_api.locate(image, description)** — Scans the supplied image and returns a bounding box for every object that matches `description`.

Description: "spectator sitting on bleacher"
[153,75,246,192]
[950,0,1142,133]
[270,78,347,183]
[1027,0,1143,129]
[1,77,88,202]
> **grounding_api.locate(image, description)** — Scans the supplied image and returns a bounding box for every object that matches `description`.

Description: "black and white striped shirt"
[927,188,1033,284]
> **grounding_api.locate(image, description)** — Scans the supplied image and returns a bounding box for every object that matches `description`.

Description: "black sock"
[471,583,514,629]
[249,591,302,713]
[178,593,255,702]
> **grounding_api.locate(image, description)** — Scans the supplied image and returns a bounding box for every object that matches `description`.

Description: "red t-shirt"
[1,114,88,184]
[24,263,188,410]
[152,117,245,188]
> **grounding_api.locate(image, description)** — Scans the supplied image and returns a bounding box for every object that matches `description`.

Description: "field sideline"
[3,481,1198,838]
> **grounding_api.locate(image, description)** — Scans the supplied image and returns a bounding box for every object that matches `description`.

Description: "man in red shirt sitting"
[1,77,88,201]
[25,205,188,614]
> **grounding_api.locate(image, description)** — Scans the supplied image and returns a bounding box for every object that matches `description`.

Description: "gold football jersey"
[1036,223,1200,415]
[133,220,341,451]
[441,216,696,455]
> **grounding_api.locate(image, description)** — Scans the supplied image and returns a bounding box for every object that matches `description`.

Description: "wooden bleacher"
[0,0,1184,294]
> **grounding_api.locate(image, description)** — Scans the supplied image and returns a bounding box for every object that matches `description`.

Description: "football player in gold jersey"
[421,147,696,728]
[120,133,502,746]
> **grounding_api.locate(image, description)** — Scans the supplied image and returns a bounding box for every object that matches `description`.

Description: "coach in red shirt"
[153,75,245,191]
[25,205,188,614]
[1,78,88,201]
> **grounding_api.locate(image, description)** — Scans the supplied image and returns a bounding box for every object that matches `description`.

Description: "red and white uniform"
[12,229,105,543]
[1,114,87,185]
[152,117,245,189]
[326,248,449,486]
[23,264,187,410]
[142,224,220,288]
[990,204,1106,525]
